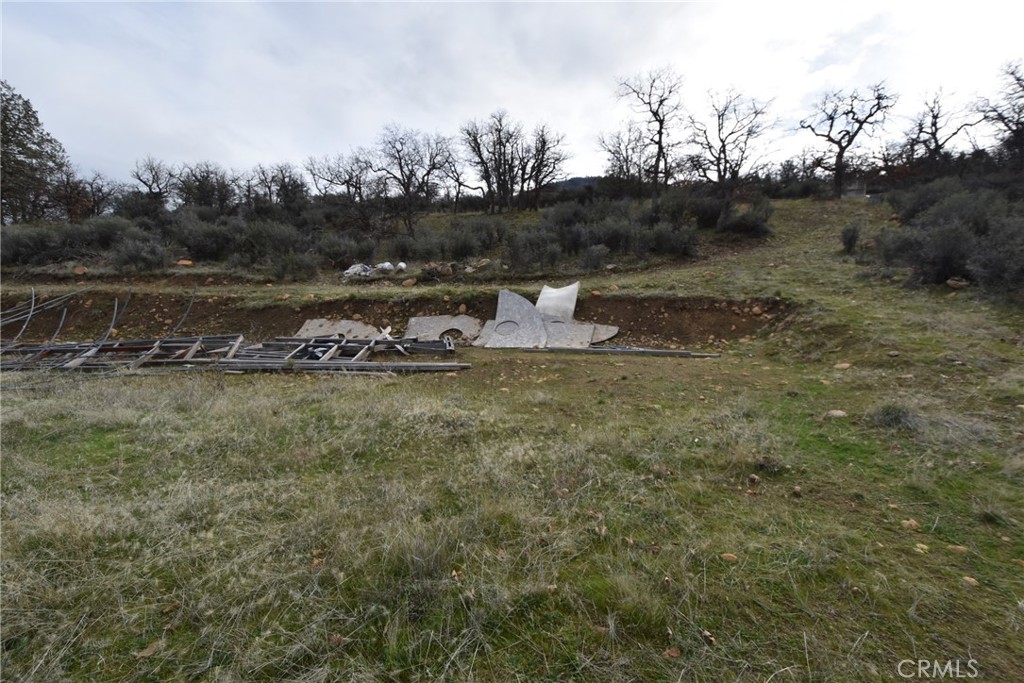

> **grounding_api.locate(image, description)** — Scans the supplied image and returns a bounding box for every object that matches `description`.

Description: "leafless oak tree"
[616,67,684,206]
[685,90,772,198]
[799,83,896,197]
[976,61,1024,170]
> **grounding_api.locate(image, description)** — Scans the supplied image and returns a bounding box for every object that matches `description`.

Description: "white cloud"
[2,1,1021,181]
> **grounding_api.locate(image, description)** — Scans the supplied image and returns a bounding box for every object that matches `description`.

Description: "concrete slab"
[484,290,548,349]
[591,323,619,344]
[404,315,484,342]
[544,320,596,348]
[535,282,580,321]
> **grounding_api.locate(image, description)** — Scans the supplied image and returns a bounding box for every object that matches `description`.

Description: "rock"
[748,474,761,486]
[888,351,901,357]
[720,553,739,563]
[72,265,89,275]
[792,485,802,497]
[946,276,970,290]
[609,284,620,292]
[947,545,969,554]
[824,410,848,419]
[914,543,929,554]
[402,278,417,287]
[458,303,467,314]
[751,306,763,316]
[961,576,979,586]
[590,290,601,297]
[901,519,921,531]
[605,263,619,272]
[176,259,193,267]
[833,362,852,370]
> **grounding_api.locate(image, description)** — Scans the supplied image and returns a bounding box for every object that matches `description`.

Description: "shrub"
[0,225,60,265]
[649,222,697,258]
[235,220,306,264]
[109,237,167,272]
[271,251,319,281]
[688,196,730,229]
[914,189,1008,236]
[591,217,633,252]
[443,229,481,260]
[581,244,611,270]
[868,403,919,431]
[841,221,862,254]
[176,220,238,261]
[317,233,362,266]
[544,201,588,228]
[505,230,560,272]
[968,215,1024,293]
[914,222,977,284]
[887,177,963,223]
[718,196,773,237]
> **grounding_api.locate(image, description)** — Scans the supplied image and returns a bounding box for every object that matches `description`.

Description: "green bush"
[649,222,698,258]
[841,221,862,254]
[271,251,319,281]
[0,225,60,265]
[176,220,238,261]
[887,177,963,223]
[109,237,167,272]
[718,196,773,237]
[581,244,611,270]
[235,220,306,264]
[544,201,588,228]
[968,215,1024,293]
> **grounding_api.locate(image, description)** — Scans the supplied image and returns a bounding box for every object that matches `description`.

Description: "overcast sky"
[2,1,1021,182]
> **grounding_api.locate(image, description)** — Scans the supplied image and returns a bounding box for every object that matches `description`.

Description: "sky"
[2,1,1021,183]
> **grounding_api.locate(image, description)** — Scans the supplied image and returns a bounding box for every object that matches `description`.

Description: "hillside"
[1,198,1022,681]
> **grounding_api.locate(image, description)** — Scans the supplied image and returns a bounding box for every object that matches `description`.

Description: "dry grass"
[3,199,1024,681]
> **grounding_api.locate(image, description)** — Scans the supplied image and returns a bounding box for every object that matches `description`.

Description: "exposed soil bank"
[2,291,790,348]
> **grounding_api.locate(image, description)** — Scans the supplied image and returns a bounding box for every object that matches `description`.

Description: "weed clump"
[867,403,919,431]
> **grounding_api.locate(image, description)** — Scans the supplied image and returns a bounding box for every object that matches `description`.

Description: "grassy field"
[2,199,1022,681]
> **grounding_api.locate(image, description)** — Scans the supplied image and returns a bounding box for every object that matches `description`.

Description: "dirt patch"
[2,291,790,349]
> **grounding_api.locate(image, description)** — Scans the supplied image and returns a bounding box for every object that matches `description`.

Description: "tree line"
[2,61,1022,235]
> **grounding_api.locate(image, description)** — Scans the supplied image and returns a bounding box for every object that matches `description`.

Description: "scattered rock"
[824,410,848,419]
[591,290,601,297]
[663,646,681,658]
[888,351,901,357]
[946,277,970,290]
[751,306,763,316]
[901,519,921,531]
[720,553,739,563]
[402,278,417,288]
[748,474,761,486]
[792,485,802,497]
[914,543,930,554]
[72,265,89,276]
[961,576,979,586]
[947,545,969,554]
[175,258,193,267]
[700,629,717,647]
[833,362,852,370]
[458,303,467,314]
[609,284,620,292]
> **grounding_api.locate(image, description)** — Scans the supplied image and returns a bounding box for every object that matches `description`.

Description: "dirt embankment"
[1,291,790,348]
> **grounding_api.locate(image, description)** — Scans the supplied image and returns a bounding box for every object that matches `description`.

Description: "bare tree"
[461,111,565,213]
[461,111,522,213]
[372,125,453,235]
[685,90,772,199]
[799,83,896,197]
[976,61,1024,170]
[909,91,980,165]
[616,67,684,206]
[519,124,569,210]
[173,161,238,214]
[131,156,175,205]
[82,172,125,217]
[598,121,652,197]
